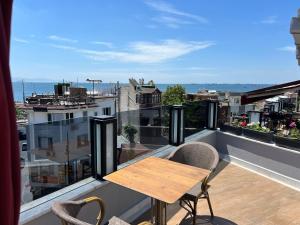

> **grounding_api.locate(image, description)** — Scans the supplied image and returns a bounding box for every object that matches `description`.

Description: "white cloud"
[277,46,296,52]
[13,38,29,44]
[50,39,215,63]
[90,41,113,48]
[144,0,207,28]
[186,66,215,71]
[48,35,78,43]
[49,44,77,50]
[152,15,193,28]
[260,16,277,24]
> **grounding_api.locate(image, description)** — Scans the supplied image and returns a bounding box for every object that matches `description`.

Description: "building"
[290,9,300,65]
[19,83,116,124]
[117,79,164,147]
[17,82,117,202]
[118,78,161,112]
[186,89,219,101]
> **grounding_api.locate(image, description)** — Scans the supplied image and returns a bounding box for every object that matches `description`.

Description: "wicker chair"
[52,196,153,225]
[52,196,105,225]
[168,142,219,225]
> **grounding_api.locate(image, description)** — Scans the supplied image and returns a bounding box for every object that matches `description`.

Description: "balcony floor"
[135,161,300,225]
[167,162,300,225]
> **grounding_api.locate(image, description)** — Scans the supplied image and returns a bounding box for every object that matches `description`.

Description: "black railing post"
[169,105,184,146]
[207,100,218,129]
[90,116,117,180]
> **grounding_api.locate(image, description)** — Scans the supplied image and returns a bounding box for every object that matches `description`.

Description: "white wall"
[28,112,48,124]
[216,131,300,189]
[119,86,139,112]
[27,98,116,124]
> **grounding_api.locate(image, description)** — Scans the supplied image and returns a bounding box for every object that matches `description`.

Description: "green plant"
[16,108,26,120]
[162,84,186,106]
[290,128,300,139]
[123,124,137,143]
[247,122,270,133]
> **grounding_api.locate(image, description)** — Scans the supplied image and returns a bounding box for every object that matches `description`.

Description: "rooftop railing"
[20,101,214,205]
[219,104,300,152]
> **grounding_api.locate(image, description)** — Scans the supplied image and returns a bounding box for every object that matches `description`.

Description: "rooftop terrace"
[20,129,300,225]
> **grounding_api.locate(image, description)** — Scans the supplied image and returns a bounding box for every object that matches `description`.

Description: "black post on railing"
[207,100,218,129]
[90,116,117,180]
[169,105,184,146]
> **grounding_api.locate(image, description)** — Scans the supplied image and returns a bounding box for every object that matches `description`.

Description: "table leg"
[154,199,167,225]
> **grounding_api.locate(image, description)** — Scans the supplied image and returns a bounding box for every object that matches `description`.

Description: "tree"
[162,84,186,105]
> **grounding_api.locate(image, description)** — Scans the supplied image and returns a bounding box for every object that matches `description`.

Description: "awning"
[241,80,300,105]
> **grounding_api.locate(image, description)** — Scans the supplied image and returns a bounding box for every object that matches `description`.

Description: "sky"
[10,0,300,84]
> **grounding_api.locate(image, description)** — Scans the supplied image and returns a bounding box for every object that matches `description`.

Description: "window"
[52,113,64,121]
[38,137,53,150]
[94,111,98,116]
[103,107,111,115]
[66,113,74,120]
[47,113,52,122]
[82,111,88,117]
[77,134,89,147]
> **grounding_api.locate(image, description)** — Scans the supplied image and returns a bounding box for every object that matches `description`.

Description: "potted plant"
[123,124,138,143]
[220,114,247,135]
[274,121,300,151]
[243,122,273,143]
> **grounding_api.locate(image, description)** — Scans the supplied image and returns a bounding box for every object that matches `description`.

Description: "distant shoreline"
[12,80,274,85]
[12,81,271,102]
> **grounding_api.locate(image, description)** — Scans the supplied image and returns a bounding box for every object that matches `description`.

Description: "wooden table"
[104,157,210,225]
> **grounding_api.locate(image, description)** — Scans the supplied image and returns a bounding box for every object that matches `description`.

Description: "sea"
[12,81,271,102]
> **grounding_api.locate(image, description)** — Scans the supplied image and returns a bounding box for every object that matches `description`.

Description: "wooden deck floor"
[166,162,300,225]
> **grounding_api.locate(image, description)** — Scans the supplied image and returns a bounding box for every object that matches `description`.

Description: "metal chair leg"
[151,198,154,224]
[206,192,214,218]
[193,199,198,225]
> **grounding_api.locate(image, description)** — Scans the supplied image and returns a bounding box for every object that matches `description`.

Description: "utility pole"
[22,80,25,103]
[116,81,122,135]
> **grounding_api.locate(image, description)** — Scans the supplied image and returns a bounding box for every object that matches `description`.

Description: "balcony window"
[66,113,74,120]
[47,113,52,123]
[103,107,111,115]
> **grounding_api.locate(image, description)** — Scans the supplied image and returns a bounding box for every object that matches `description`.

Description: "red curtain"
[0,0,21,225]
